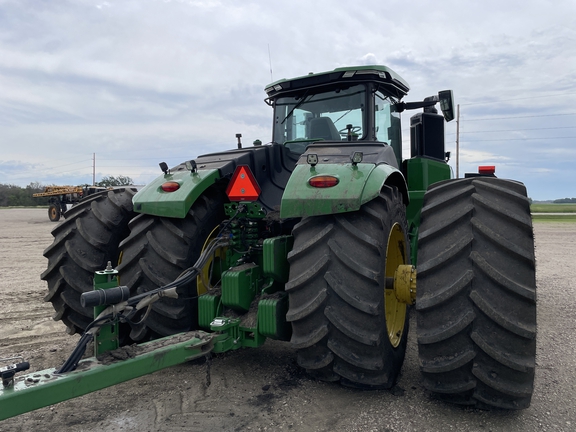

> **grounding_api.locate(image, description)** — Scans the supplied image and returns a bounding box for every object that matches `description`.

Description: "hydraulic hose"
[59,229,233,374]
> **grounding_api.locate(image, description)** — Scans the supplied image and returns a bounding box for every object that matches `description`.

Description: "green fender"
[132,169,220,218]
[280,163,408,218]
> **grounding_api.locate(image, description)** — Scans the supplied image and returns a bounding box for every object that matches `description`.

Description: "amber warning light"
[226,165,261,201]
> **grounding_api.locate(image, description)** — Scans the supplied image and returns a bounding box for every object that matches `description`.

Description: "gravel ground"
[0,208,574,432]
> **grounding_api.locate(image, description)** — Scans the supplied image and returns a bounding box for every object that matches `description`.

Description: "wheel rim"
[384,223,408,348]
[49,206,58,220]
[196,225,228,295]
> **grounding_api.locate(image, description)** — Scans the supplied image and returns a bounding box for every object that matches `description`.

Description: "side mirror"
[438,90,455,122]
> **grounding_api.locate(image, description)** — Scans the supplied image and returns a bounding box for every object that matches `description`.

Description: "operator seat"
[309,117,341,141]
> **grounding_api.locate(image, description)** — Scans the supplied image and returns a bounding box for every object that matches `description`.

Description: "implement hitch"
[0,331,214,421]
[0,266,216,421]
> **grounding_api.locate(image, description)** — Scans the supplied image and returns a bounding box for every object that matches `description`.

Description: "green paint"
[280,163,400,218]
[221,264,261,311]
[210,317,265,351]
[262,236,293,284]
[404,157,451,192]
[132,169,220,218]
[92,269,121,356]
[258,295,291,341]
[404,157,451,264]
[198,294,222,329]
[0,333,213,421]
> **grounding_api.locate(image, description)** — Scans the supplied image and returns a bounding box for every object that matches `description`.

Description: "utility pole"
[92,153,96,186]
[456,104,460,178]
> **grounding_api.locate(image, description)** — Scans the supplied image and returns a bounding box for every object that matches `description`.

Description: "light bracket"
[185,160,197,173]
[350,151,363,165]
[306,154,318,167]
[159,162,169,175]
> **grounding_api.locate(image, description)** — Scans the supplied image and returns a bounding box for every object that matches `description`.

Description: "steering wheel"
[339,125,361,140]
[339,125,361,136]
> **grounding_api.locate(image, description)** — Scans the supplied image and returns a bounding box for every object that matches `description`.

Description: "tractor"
[1,65,536,419]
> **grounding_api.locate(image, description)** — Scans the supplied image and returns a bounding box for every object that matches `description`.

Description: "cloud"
[0,0,574,201]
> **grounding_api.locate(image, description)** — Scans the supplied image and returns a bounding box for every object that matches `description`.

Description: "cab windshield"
[273,85,366,152]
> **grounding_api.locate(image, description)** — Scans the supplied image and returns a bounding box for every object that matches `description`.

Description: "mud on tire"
[416,177,536,409]
[286,186,409,388]
[42,188,138,335]
[117,186,227,341]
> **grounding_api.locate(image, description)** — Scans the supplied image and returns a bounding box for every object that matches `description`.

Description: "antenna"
[268,44,273,82]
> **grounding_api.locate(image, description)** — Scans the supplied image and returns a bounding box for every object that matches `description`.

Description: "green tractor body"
[131,65,451,260]
[1,65,536,420]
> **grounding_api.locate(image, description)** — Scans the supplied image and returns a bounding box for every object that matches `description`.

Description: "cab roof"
[265,65,410,100]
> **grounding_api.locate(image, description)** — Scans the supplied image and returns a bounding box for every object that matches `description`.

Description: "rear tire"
[117,187,227,341]
[42,188,137,334]
[48,204,61,222]
[286,186,409,388]
[416,177,536,409]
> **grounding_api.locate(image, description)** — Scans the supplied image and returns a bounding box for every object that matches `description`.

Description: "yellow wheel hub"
[384,223,414,348]
[394,265,416,306]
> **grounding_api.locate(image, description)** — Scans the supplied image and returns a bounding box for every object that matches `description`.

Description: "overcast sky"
[1,0,575,200]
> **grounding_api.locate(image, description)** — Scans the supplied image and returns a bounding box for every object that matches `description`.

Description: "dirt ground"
[0,208,574,432]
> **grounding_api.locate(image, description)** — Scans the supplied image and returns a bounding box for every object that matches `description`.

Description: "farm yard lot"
[0,208,575,432]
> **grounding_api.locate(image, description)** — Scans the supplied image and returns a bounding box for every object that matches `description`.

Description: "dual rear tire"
[42,188,138,334]
[416,177,536,409]
[286,186,410,388]
[116,187,226,341]
[285,177,537,409]
[42,186,226,340]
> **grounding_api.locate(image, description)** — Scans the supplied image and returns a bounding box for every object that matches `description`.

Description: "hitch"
[0,358,30,388]
[0,263,215,421]
[0,331,215,421]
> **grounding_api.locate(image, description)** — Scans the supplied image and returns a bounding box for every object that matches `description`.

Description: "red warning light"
[226,165,261,201]
[161,181,180,192]
[478,165,496,175]
[309,175,339,188]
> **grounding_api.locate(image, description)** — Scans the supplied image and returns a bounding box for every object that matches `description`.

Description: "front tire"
[286,186,410,388]
[42,188,137,334]
[416,178,536,409]
[117,187,227,341]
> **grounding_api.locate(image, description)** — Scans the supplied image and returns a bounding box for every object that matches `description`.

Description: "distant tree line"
[0,176,134,207]
[0,182,49,207]
[553,198,576,203]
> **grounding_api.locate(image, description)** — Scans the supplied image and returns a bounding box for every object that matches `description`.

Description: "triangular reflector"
[226,165,261,201]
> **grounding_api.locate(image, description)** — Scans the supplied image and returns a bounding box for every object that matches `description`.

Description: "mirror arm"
[396,91,455,123]
[395,99,438,113]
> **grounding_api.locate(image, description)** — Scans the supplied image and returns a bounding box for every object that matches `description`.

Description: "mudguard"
[132,143,299,218]
[280,142,408,219]
[133,169,220,218]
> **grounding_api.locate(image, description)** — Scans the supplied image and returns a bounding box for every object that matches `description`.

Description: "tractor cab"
[265,67,408,164]
[265,65,454,170]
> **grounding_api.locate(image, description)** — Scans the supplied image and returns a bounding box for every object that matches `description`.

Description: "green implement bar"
[0,331,215,421]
